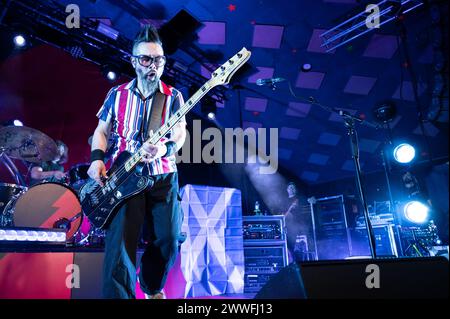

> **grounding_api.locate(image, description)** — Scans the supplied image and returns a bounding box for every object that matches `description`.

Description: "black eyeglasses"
[132,55,166,67]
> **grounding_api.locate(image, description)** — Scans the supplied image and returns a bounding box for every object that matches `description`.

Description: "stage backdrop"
[0,44,124,183]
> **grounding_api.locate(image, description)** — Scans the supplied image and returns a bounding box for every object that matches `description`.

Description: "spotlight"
[13,119,23,126]
[201,96,217,121]
[102,65,119,82]
[13,34,26,48]
[373,100,397,123]
[403,201,429,224]
[393,143,416,164]
[301,63,312,72]
[106,70,117,81]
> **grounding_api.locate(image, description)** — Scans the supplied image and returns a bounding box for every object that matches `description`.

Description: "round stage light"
[13,35,26,47]
[404,201,429,224]
[301,63,312,72]
[393,143,415,164]
[207,112,215,120]
[13,119,23,126]
[106,71,117,81]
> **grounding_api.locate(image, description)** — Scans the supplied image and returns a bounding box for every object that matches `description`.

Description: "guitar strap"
[142,92,166,142]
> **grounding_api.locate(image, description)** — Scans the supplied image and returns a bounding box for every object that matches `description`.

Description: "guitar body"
[78,151,153,229]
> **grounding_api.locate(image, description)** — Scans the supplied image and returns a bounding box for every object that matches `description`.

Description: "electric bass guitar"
[79,47,251,229]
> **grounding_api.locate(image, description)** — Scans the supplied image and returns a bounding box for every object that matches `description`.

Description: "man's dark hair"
[55,140,68,163]
[132,25,162,54]
[287,182,297,189]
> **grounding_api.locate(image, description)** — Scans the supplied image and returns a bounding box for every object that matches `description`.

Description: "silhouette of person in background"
[30,140,68,185]
[285,182,311,262]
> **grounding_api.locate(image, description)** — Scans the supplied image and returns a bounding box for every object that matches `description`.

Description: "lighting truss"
[0,0,227,103]
[320,0,424,52]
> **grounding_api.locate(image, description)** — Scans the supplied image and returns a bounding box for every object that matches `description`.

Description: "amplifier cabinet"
[351,224,400,257]
[243,245,288,293]
[310,195,352,260]
[243,216,288,293]
[243,215,286,241]
[244,245,288,272]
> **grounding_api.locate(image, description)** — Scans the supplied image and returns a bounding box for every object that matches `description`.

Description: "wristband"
[164,141,177,157]
[90,149,105,162]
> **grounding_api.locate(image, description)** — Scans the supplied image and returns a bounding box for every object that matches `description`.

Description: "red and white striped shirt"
[96,79,185,175]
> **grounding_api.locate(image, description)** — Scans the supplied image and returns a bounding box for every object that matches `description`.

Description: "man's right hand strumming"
[88,160,107,186]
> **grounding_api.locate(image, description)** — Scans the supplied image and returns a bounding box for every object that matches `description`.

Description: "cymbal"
[0,126,58,163]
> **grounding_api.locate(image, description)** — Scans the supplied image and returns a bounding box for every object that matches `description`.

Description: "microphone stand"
[299,91,379,259]
[340,111,377,259]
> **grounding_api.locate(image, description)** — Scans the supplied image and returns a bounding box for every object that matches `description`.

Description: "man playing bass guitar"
[87,25,186,299]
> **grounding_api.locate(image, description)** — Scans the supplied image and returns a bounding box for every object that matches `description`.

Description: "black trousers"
[102,172,182,299]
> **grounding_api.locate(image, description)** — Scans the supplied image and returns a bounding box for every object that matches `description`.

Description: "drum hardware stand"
[53,212,83,230]
[54,212,106,247]
[0,147,26,186]
[53,211,84,245]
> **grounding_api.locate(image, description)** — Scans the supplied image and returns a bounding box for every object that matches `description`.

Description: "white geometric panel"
[180,185,244,298]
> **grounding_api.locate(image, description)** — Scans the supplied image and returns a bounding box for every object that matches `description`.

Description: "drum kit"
[0,125,104,246]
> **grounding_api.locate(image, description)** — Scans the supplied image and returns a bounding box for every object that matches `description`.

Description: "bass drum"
[0,183,27,227]
[4,182,82,241]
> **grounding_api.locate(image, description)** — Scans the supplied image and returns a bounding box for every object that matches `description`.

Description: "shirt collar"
[127,78,173,97]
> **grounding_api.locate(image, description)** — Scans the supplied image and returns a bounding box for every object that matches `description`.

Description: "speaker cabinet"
[256,257,448,299]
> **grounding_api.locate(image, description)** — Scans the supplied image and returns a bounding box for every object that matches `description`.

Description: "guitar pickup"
[90,194,99,206]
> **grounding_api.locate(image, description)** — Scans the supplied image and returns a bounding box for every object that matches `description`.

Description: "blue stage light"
[13,35,26,47]
[404,200,429,224]
[393,143,415,164]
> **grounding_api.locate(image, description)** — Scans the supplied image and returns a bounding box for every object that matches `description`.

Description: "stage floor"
[0,245,252,299]
[1,245,447,299]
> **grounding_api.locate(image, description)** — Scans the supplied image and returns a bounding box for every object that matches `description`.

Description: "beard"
[137,68,160,94]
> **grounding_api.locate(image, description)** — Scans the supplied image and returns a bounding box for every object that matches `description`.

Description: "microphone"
[255,77,286,86]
